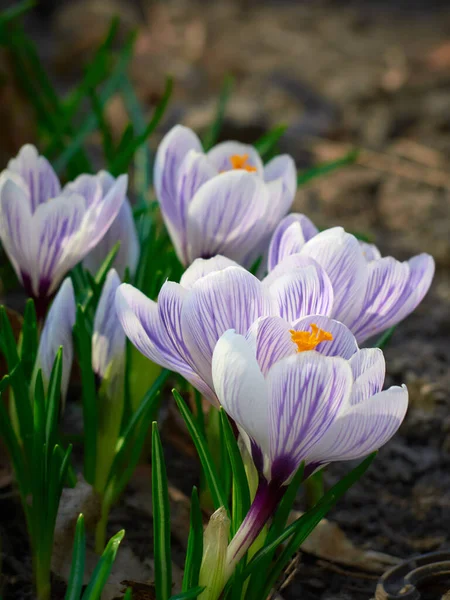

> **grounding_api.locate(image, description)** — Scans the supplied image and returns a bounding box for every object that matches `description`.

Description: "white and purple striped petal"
[246,316,296,375]
[179,255,240,289]
[268,213,319,272]
[207,141,264,176]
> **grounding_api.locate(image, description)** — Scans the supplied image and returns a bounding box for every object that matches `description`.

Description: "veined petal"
[290,315,359,359]
[359,241,382,262]
[6,144,61,212]
[268,214,318,271]
[300,227,369,325]
[212,330,270,457]
[186,170,270,266]
[266,259,333,322]
[351,254,435,343]
[154,125,203,243]
[92,269,125,379]
[264,155,297,202]
[267,352,353,484]
[307,385,408,464]
[0,178,34,288]
[179,255,240,289]
[35,278,76,400]
[181,266,275,389]
[63,173,103,208]
[207,141,264,177]
[349,348,385,405]
[246,316,296,375]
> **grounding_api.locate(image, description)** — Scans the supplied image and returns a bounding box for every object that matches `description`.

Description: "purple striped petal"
[359,241,382,262]
[154,125,203,242]
[264,155,297,204]
[36,277,75,401]
[92,269,125,379]
[351,254,434,343]
[267,352,353,484]
[307,385,408,464]
[0,178,34,287]
[6,144,61,213]
[63,173,102,208]
[300,227,369,326]
[268,213,319,271]
[186,170,270,266]
[212,330,270,457]
[246,316,296,375]
[265,258,333,322]
[207,141,264,177]
[179,256,240,289]
[290,315,359,359]
[181,266,276,389]
[349,348,385,405]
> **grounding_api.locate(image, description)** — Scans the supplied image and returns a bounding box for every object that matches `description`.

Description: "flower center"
[229,153,257,172]
[290,323,333,352]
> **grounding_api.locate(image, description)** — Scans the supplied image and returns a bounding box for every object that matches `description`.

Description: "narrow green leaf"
[253,125,287,160]
[123,589,133,600]
[182,487,203,593]
[170,587,205,600]
[374,326,396,349]
[152,422,172,600]
[81,529,125,600]
[297,149,359,186]
[202,74,234,151]
[89,86,115,164]
[173,389,228,512]
[73,306,97,484]
[82,242,121,312]
[219,410,250,536]
[45,348,63,451]
[65,514,86,600]
[20,299,38,384]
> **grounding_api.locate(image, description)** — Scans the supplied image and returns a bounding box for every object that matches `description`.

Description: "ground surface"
[1,0,450,598]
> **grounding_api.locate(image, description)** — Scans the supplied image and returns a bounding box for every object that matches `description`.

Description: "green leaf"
[89,86,115,164]
[253,125,287,161]
[45,347,63,452]
[65,514,86,600]
[81,529,125,600]
[82,242,121,312]
[374,326,396,349]
[170,587,205,600]
[19,299,38,384]
[297,149,359,186]
[202,74,234,151]
[152,422,172,600]
[109,76,173,176]
[0,0,35,29]
[73,306,97,484]
[219,410,250,536]
[173,389,228,512]
[182,487,203,593]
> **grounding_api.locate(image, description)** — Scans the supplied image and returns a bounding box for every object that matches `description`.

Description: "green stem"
[305,470,324,507]
[95,503,110,554]
[34,551,51,600]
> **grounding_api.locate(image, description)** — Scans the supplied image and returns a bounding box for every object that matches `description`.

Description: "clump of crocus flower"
[211,316,408,592]
[154,125,296,268]
[0,144,127,316]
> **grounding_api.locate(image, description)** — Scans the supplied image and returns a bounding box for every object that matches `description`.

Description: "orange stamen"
[290,323,333,353]
[229,153,257,172]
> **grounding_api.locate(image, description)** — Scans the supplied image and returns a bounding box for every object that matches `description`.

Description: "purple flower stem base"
[225,478,286,580]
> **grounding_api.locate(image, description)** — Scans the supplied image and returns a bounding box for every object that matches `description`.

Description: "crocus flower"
[154,125,296,268]
[211,316,408,579]
[116,255,333,405]
[84,172,139,279]
[0,144,127,315]
[34,277,76,402]
[268,214,435,342]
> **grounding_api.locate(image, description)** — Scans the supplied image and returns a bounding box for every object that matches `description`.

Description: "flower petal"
[179,255,240,289]
[246,316,296,375]
[349,348,385,405]
[307,385,408,464]
[181,266,275,389]
[300,227,368,325]
[265,258,333,322]
[35,277,76,401]
[359,241,382,262]
[268,213,319,271]
[6,144,61,212]
[186,170,270,266]
[154,125,203,254]
[290,315,359,359]
[92,269,125,379]
[267,352,353,483]
[212,330,270,456]
[264,155,297,201]
[351,254,434,343]
[207,141,264,177]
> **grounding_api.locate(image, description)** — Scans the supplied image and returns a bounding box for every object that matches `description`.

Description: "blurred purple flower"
[115,255,333,405]
[268,214,435,342]
[212,318,408,573]
[0,145,127,314]
[154,125,296,268]
[84,173,139,279]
